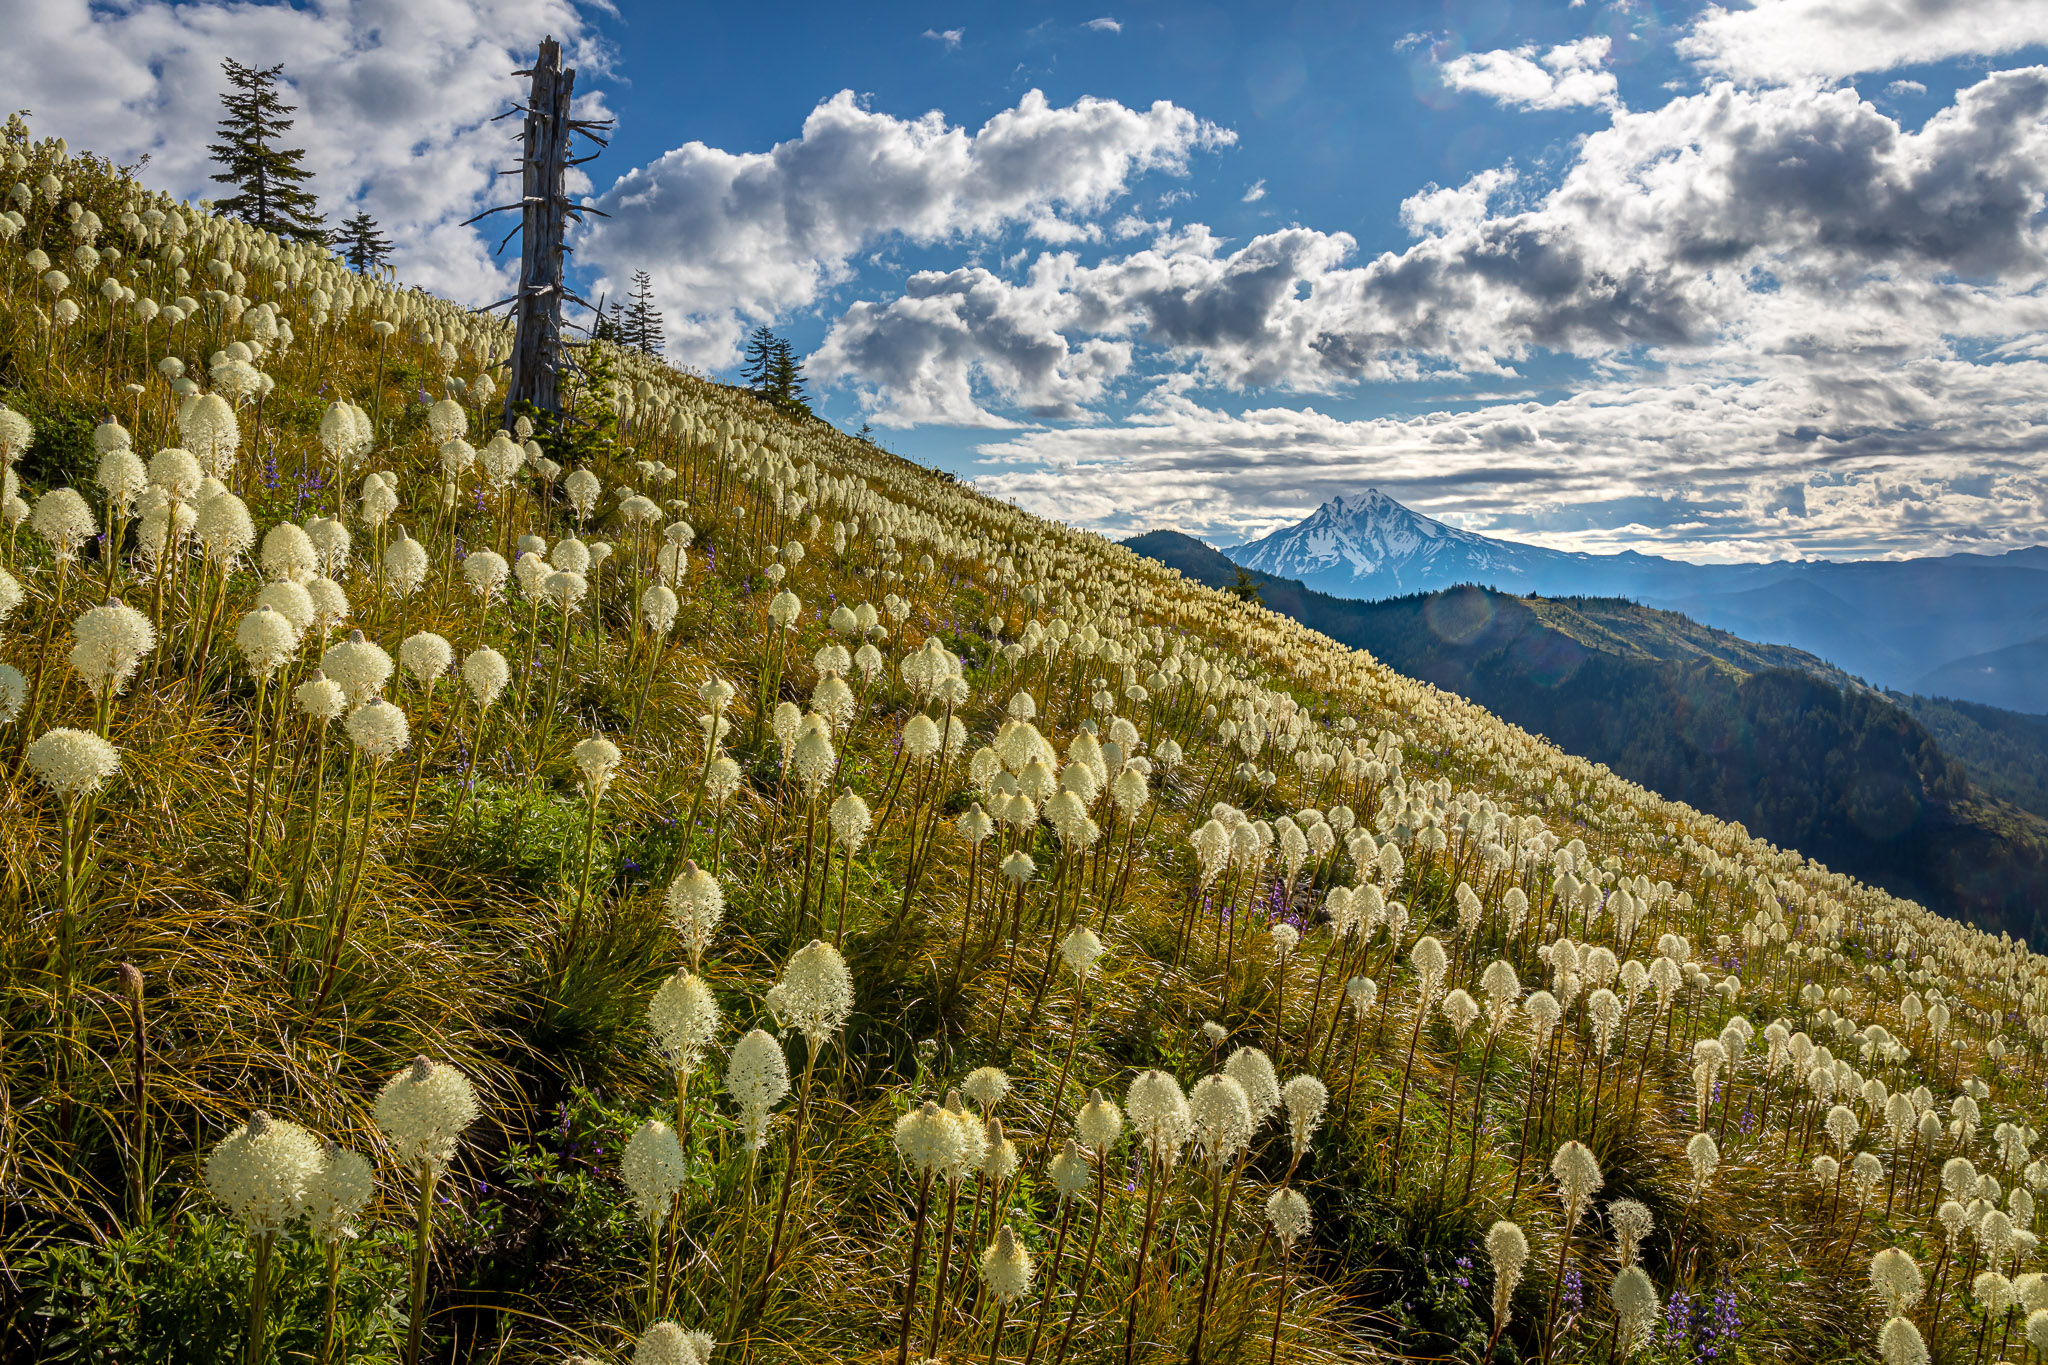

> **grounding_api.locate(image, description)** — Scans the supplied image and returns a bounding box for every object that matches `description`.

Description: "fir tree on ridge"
[208,59,326,243]
[623,269,664,356]
[335,210,391,273]
[741,325,778,391]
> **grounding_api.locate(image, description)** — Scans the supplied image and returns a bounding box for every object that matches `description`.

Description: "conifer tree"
[336,211,391,273]
[767,337,810,418]
[624,270,664,356]
[741,326,778,393]
[209,59,326,242]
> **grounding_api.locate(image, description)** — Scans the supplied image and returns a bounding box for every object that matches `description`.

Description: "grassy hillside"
[6,124,2048,1365]
[1124,531,2048,945]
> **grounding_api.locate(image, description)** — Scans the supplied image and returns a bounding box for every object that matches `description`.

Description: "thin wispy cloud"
[923,27,964,50]
[1084,17,1121,33]
[1241,179,1266,203]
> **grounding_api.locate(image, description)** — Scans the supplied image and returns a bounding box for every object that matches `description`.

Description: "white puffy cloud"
[0,0,595,302]
[1438,36,1620,111]
[1399,167,1519,237]
[579,89,1229,367]
[1678,0,2048,85]
[970,355,2048,560]
[827,71,2048,405]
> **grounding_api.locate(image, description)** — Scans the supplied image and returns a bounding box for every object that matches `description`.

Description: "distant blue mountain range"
[1219,490,2048,712]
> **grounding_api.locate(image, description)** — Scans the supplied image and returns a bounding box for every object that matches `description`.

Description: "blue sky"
[10,0,2048,562]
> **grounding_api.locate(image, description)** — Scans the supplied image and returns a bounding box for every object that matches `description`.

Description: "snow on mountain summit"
[1231,489,1534,593]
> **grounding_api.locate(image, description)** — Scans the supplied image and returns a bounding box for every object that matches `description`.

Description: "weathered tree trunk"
[505,38,575,427]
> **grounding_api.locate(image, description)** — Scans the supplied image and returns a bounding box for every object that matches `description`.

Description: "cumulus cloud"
[1886,80,1928,97]
[826,72,2048,406]
[1678,0,2048,85]
[970,355,2048,560]
[1399,167,1518,236]
[1438,36,1620,111]
[580,89,1230,366]
[0,0,594,302]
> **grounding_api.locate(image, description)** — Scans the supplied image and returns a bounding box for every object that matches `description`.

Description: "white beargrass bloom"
[573,735,622,798]
[463,550,509,602]
[1282,1075,1329,1156]
[1126,1070,1190,1167]
[893,1100,965,1178]
[70,600,157,697]
[979,1226,1033,1305]
[828,791,871,852]
[1687,1131,1720,1188]
[1487,1220,1529,1325]
[778,940,854,1048]
[400,632,452,692]
[296,670,346,723]
[643,583,679,634]
[1877,1316,1928,1365]
[382,528,428,598]
[664,861,723,964]
[725,1029,790,1152]
[1078,1088,1123,1153]
[1611,1265,1660,1356]
[26,727,121,801]
[234,604,299,677]
[622,1120,689,1226]
[305,517,352,575]
[261,522,317,581]
[1224,1047,1281,1126]
[565,467,601,520]
[97,446,148,516]
[462,648,509,709]
[650,971,721,1072]
[1188,1074,1253,1166]
[963,1066,1011,1114]
[31,487,95,560]
[194,491,254,567]
[1552,1140,1603,1228]
[375,1057,479,1171]
[1060,926,1105,980]
[307,576,349,633]
[1610,1199,1653,1268]
[1347,976,1378,1017]
[551,537,591,574]
[346,698,409,761]
[0,565,21,625]
[257,579,314,633]
[1870,1247,1924,1316]
[1050,1138,1092,1200]
[634,1320,712,1365]
[1266,1186,1311,1251]
[322,632,393,707]
[204,1110,322,1234]
[0,664,26,725]
[303,1142,375,1243]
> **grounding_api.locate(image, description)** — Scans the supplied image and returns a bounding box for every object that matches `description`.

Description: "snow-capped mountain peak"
[1230,489,1521,590]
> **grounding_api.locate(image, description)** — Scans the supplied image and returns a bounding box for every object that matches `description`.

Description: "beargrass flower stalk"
[116,962,148,1223]
[563,735,621,966]
[1670,1131,1719,1272]
[1122,1069,1188,1365]
[376,1057,479,1365]
[453,646,509,824]
[762,940,853,1279]
[312,698,408,1012]
[1264,1186,1311,1365]
[25,726,120,992]
[1050,1089,1123,1365]
[70,596,156,735]
[1609,1266,1659,1360]
[1025,1139,1092,1365]
[978,1225,1033,1365]
[1036,925,1105,1166]
[1484,1220,1528,1358]
[233,603,299,875]
[893,1100,962,1365]
[1388,935,1447,1193]
[825,789,870,946]
[1541,1140,1602,1364]
[929,1093,988,1358]
[723,1028,790,1338]
[623,1119,689,1323]
[286,670,346,926]
[1187,1073,1253,1363]
[395,631,452,839]
[1337,975,1377,1132]
[303,1141,374,1365]
[206,1110,322,1365]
